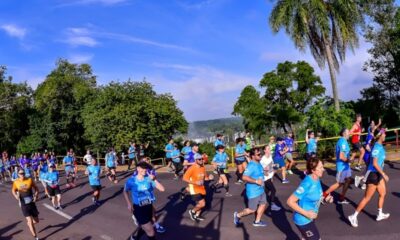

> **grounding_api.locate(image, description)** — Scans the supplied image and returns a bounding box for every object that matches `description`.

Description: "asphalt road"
[1,158,400,240]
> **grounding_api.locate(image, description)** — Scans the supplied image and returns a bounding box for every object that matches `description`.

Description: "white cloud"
[68,53,94,64]
[148,63,258,121]
[62,28,99,47]
[0,24,26,39]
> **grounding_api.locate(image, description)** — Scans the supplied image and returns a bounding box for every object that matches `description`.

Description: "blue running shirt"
[336,137,350,172]
[124,176,156,206]
[87,165,101,186]
[368,143,385,172]
[243,161,264,199]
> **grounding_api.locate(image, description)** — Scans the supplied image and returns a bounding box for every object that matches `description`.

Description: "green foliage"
[260,61,325,132]
[0,67,33,153]
[82,81,188,155]
[198,141,215,161]
[28,59,96,154]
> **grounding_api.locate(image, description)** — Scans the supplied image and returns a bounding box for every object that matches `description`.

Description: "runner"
[38,159,50,199]
[180,143,198,200]
[138,142,149,159]
[355,118,382,190]
[287,158,333,240]
[305,129,319,161]
[83,150,93,166]
[260,145,281,211]
[170,144,182,180]
[44,163,62,210]
[284,132,296,175]
[348,129,390,227]
[105,147,119,184]
[128,142,136,170]
[31,154,39,182]
[245,131,253,151]
[124,161,165,240]
[234,148,267,227]
[350,114,365,171]
[214,134,225,149]
[181,140,192,161]
[183,153,213,222]
[234,138,247,184]
[11,166,19,182]
[273,137,289,184]
[268,136,276,154]
[11,168,40,240]
[211,145,232,197]
[323,128,354,204]
[63,150,76,188]
[4,155,11,182]
[85,158,102,206]
[164,138,174,172]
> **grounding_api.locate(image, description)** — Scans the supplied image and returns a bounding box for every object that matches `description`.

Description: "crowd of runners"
[0,114,394,240]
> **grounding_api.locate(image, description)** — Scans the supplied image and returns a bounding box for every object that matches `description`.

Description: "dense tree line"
[0,60,188,156]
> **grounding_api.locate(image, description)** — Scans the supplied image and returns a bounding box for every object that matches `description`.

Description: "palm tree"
[269,0,362,112]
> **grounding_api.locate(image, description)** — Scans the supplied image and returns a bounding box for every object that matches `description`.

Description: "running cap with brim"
[194,153,203,160]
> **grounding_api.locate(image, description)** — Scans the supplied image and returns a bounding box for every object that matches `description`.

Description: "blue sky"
[0,0,376,121]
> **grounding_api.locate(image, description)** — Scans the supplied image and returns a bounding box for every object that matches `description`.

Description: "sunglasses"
[196,158,204,161]
[18,172,24,175]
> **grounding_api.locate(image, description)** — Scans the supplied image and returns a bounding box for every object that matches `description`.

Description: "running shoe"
[173,176,179,180]
[282,179,290,184]
[235,180,243,185]
[354,176,362,188]
[348,214,358,227]
[225,192,233,197]
[95,201,101,206]
[252,221,267,227]
[271,203,281,211]
[189,209,196,221]
[233,212,240,225]
[354,165,362,172]
[155,224,166,233]
[376,212,390,221]
[361,183,366,190]
[287,170,293,175]
[338,199,350,204]
[58,205,63,210]
[194,215,205,221]
[53,205,58,210]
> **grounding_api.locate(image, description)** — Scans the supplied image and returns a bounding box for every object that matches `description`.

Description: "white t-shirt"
[260,155,274,181]
[83,154,93,165]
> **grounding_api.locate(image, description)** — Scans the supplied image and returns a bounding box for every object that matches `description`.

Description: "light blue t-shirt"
[235,144,246,161]
[213,152,228,168]
[45,171,59,187]
[336,137,350,172]
[106,152,116,168]
[368,143,385,172]
[171,149,181,163]
[63,155,74,171]
[181,146,192,159]
[128,146,136,159]
[243,161,264,199]
[165,144,174,158]
[87,165,101,186]
[307,138,317,153]
[39,164,48,180]
[214,139,225,147]
[124,176,156,206]
[293,175,323,226]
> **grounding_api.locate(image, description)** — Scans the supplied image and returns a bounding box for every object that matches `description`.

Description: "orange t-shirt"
[183,164,208,195]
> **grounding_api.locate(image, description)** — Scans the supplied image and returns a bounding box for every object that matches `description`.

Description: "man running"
[260,145,281,211]
[12,168,40,240]
[284,132,295,175]
[171,144,183,180]
[214,134,225,149]
[234,148,267,227]
[323,128,354,204]
[234,138,247,184]
[124,161,165,240]
[183,153,213,222]
[83,150,93,166]
[105,147,119,184]
[211,145,232,197]
[273,137,289,184]
[63,150,76,188]
[128,142,136,170]
[305,129,319,161]
[180,143,198,200]
[44,163,62,210]
[86,158,102,206]
[350,114,365,171]
[164,138,174,172]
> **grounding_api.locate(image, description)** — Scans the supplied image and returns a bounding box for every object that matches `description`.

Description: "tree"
[0,67,33,153]
[269,0,363,112]
[82,81,188,155]
[28,59,96,154]
[260,61,325,132]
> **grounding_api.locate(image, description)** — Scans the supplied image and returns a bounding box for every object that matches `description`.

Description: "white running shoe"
[354,176,362,188]
[361,183,366,190]
[271,203,281,211]
[376,212,390,221]
[348,214,358,227]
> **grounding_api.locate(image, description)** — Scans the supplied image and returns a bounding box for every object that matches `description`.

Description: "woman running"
[348,129,390,227]
[211,145,232,197]
[234,138,247,184]
[260,145,281,211]
[287,158,332,240]
[44,163,62,210]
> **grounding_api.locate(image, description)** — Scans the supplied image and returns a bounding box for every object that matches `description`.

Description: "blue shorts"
[273,158,285,168]
[235,159,245,165]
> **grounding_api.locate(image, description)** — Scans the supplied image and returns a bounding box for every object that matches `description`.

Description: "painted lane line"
[42,203,73,220]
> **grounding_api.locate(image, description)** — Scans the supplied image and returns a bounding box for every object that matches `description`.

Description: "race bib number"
[139,198,152,206]
[23,196,33,204]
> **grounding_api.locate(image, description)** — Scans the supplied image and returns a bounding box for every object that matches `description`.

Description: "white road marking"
[42,203,73,220]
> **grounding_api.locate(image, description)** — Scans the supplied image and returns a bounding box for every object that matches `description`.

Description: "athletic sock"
[354,211,359,217]
[378,208,383,215]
